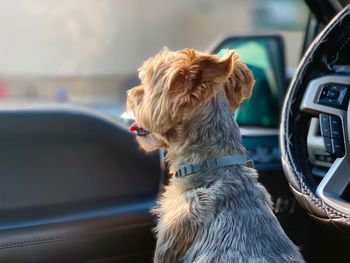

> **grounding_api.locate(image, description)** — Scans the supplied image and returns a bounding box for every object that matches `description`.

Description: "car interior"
[0,0,350,262]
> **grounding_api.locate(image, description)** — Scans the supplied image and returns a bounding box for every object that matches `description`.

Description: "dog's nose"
[129,122,138,132]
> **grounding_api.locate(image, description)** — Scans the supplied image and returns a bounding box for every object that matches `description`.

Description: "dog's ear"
[223,55,255,111]
[168,49,235,110]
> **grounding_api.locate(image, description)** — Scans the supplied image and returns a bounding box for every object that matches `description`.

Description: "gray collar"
[175,152,254,178]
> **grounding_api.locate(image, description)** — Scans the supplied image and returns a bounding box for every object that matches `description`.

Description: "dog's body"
[127,48,305,262]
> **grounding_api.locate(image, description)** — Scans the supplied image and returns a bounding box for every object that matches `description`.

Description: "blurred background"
[0,0,308,117]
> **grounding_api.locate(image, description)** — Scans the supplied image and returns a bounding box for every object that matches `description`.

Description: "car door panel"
[0,205,154,262]
[0,104,160,262]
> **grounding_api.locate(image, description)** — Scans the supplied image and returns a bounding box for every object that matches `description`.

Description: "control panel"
[319,113,345,157]
[318,83,350,108]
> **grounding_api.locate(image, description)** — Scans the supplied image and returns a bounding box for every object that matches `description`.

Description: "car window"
[0,0,308,123]
[216,38,283,128]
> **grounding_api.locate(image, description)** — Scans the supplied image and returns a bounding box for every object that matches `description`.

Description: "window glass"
[0,0,308,123]
[216,38,282,128]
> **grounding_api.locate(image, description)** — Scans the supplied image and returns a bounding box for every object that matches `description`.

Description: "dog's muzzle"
[129,122,150,137]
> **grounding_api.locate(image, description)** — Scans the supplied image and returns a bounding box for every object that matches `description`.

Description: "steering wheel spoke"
[317,155,350,214]
[303,76,350,156]
[301,76,350,212]
[300,76,350,117]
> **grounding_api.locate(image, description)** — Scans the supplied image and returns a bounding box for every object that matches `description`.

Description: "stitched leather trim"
[0,222,152,249]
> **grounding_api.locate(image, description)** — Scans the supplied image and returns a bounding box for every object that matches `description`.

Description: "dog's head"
[126,47,254,152]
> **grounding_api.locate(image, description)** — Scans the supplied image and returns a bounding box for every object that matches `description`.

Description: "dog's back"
[153,165,305,263]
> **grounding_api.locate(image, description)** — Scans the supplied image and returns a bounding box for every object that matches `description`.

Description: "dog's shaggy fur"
[127,48,305,263]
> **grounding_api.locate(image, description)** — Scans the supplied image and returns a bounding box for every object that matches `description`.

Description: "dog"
[127,47,305,263]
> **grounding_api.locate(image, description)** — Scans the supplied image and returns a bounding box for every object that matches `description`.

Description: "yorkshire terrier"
[127,48,304,263]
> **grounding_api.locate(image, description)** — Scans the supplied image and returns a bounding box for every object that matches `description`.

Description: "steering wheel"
[281,5,350,232]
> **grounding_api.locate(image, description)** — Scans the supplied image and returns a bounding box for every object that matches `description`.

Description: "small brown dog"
[127,48,304,263]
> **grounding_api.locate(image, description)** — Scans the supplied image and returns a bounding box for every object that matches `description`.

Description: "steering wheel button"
[319,113,331,137]
[330,115,343,139]
[323,137,334,154]
[318,97,340,107]
[328,83,348,92]
[326,90,339,98]
[332,138,345,157]
[318,83,349,108]
[320,89,328,97]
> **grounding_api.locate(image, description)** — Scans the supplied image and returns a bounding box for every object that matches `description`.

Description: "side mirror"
[209,35,286,128]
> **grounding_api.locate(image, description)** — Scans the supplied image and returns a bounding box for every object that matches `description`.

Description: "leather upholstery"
[0,207,155,262]
[281,5,350,233]
[0,104,160,262]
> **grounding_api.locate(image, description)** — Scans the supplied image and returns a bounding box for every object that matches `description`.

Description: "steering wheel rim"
[281,4,350,232]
